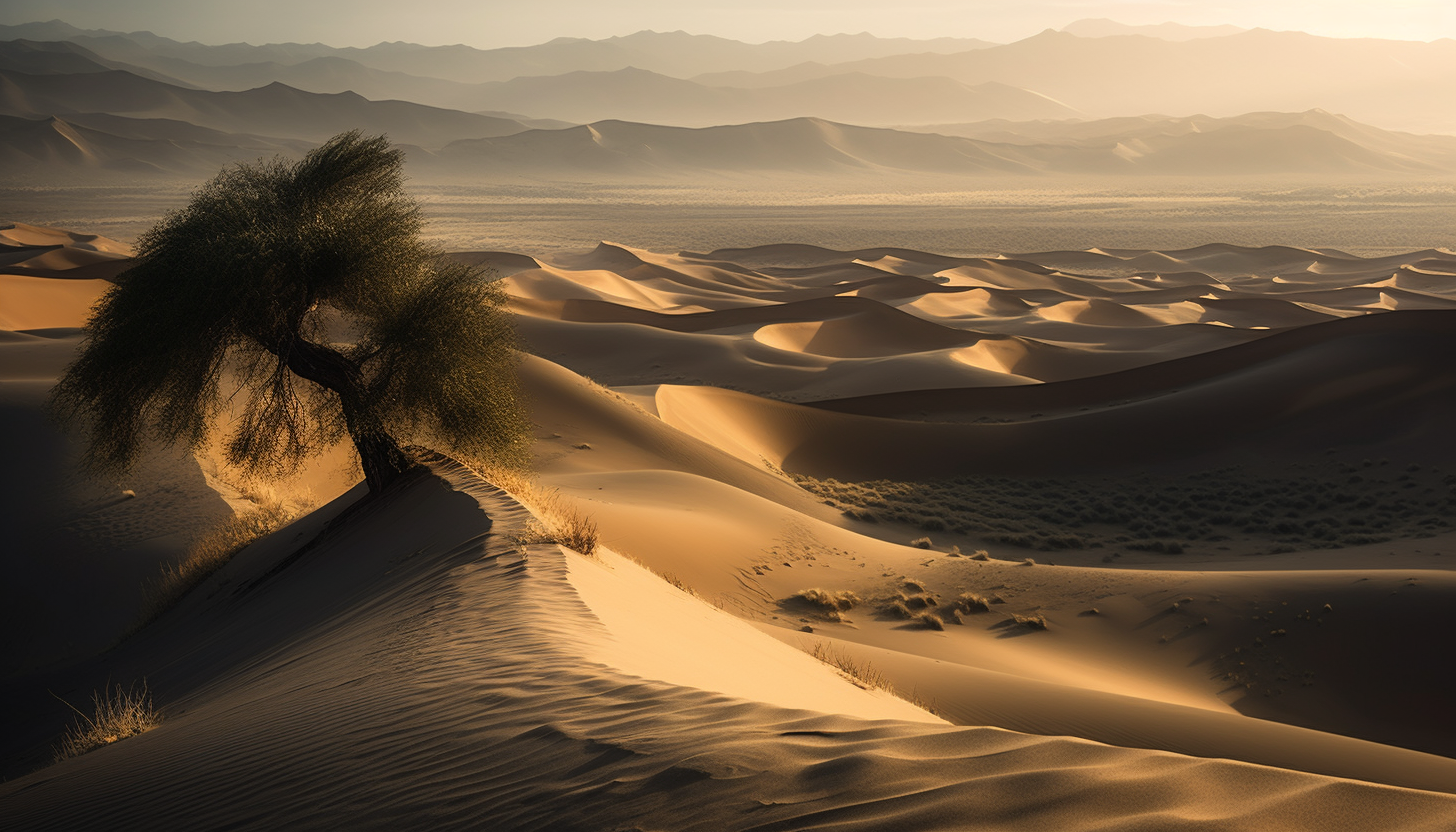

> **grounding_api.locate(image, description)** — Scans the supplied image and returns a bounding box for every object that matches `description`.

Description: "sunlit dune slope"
[5,226,1456,829]
[500,240,1456,402]
[6,459,1455,830]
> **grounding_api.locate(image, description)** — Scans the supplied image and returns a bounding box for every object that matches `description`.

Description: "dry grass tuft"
[791,588,861,612]
[956,592,991,613]
[916,612,946,631]
[806,642,941,716]
[463,460,600,557]
[52,682,160,763]
[135,492,306,628]
[809,642,892,691]
[1012,613,1050,631]
[660,573,697,596]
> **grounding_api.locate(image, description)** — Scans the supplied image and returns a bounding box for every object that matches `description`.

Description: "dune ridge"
[4,225,1455,828]
[5,460,1454,830]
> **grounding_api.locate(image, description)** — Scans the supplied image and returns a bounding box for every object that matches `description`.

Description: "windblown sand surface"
[3,225,1455,829]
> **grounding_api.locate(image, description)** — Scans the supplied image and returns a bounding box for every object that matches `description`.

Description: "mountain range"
[2,23,1456,182]
[419,113,1456,180]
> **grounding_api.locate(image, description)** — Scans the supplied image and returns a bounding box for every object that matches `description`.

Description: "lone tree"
[52,131,528,494]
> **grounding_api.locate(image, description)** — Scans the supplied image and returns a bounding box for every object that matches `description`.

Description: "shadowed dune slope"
[498,241,1456,400]
[806,307,1456,422]
[7,226,1456,828]
[658,309,1456,480]
[5,461,1455,831]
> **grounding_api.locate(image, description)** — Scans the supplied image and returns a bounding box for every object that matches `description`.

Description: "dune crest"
[5,225,1456,828]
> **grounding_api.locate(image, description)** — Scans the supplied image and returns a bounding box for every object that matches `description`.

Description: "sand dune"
[10,461,1453,829]
[425,113,1456,181]
[498,240,1456,398]
[4,225,1455,828]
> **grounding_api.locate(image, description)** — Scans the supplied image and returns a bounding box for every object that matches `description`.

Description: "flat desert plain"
[2,215,1456,830]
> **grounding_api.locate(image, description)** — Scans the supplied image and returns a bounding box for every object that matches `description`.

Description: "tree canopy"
[52,131,528,493]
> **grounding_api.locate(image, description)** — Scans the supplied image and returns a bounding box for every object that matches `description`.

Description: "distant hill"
[459,67,1078,127]
[0,67,534,146]
[0,113,307,179]
[692,29,1456,134]
[0,39,189,86]
[0,23,997,84]
[421,113,1456,181]
[908,111,1456,169]
[1060,19,1247,40]
[2,23,1455,182]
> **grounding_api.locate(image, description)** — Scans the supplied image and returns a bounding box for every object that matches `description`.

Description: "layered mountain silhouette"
[704,29,1456,134]
[0,23,996,84]
[3,23,1456,181]
[0,64,534,147]
[423,113,1456,179]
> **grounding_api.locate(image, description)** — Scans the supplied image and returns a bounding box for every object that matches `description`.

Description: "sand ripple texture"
[501,240,1456,400]
[3,460,1453,831]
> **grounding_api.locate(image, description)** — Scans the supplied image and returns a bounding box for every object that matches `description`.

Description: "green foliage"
[52,131,528,486]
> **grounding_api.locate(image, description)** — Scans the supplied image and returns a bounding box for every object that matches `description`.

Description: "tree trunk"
[275,336,412,494]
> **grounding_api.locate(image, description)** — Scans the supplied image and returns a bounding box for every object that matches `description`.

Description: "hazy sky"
[3,0,1453,48]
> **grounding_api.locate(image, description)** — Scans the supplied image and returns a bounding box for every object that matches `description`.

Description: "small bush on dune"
[52,682,160,763]
[910,536,933,549]
[136,494,303,627]
[1012,613,1049,631]
[471,463,600,558]
[809,642,892,691]
[956,593,991,613]
[791,588,861,612]
[883,599,914,619]
[916,612,945,631]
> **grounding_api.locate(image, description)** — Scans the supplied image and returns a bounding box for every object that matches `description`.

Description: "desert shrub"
[916,612,945,631]
[481,468,600,557]
[53,682,160,763]
[895,591,938,610]
[1126,539,1184,554]
[1012,613,1049,630]
[955,593,990,613]
[910,536,933,549]
[882,600,914,619]
[1040,534,1085,549]
[809,642,891,691]
[791,588,861,612]
[136,495,302,627]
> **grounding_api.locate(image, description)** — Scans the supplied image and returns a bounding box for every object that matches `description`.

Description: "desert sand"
[2,223,1455,830]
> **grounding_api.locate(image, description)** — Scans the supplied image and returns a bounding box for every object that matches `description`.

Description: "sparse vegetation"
[916,612,945,631]
[792,463,1456,556]
[955,592,991,613]
[50,132,529,496]
[463,461,600,557]
[808,642,892,691]
[790,588,861,613]
[1012,613,1049,631]
[135,492,309,628]
[517,497,600,557]
[52,682,160,763]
